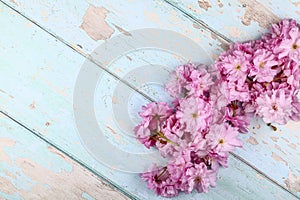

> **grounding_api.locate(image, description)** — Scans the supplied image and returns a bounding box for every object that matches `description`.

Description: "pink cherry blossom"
[224,106,250,133]
[181,163,212,193]
[215,42,253,85]
[256,89,294,124]
[185,67,214,97]
[284,60,300,89]
[206,123,242,156]
[269,19,299,39]
[274,26,300,62]
[141,166,178,198]
[165,63,196,98]
[136,19,300,198]
[134,102,173,148]
[176,97,212,134]
[221,81,250,102]
[250,49,279,82]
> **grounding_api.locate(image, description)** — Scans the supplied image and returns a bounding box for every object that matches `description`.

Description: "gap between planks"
[0,110,139,200]
[162,0,300,198]
[163,0,234,44]
[0,1,298,199]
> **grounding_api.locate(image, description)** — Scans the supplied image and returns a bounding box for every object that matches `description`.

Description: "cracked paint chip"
[284,172,300,192]
[238,0,279,28]
[198,0,212,11]
[247,136,258,145]
[80,5,115,41]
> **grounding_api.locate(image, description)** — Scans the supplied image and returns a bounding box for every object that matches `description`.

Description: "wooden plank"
[163,0,300,195]
[0,0,299,198]
[163,0,300,44]
[0,113,129,200]
[0,0,227,56]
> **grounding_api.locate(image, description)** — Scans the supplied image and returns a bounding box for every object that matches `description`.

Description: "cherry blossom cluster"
[216,19,300,125]
[134,63,242,197]
[134,19,300,197]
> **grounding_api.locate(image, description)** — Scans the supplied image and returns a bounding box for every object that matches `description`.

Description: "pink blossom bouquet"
[134,19,300,197]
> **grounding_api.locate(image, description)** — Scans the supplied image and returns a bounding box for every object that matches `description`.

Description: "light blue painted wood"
[0,114,129,199]
[164,0,300,44]
[1,0,300,196]
[0,0,299,199]
[161,0,300,195]
[0,0,226,56]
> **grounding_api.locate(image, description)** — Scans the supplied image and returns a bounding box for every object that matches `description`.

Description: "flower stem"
[157,131,179,146]
[156,167,168,180]
[267,123,277,131]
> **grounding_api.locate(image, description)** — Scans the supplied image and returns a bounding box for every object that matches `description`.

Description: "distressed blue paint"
[0,191,22,200]
[82,192,95,200]
[0,162,34,191]
[0,0,299,199]
[165,0,277,41]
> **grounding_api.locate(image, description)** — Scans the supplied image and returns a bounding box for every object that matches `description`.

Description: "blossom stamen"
[259,62,265,68]
[292,43,298,50]
[194,176,201,183]
[272,104,278,111]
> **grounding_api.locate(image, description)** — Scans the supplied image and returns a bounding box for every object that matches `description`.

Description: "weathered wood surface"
[166,0,300,42]
[165,0,300,195]
[0,0,299,199]
[0,113,129,200]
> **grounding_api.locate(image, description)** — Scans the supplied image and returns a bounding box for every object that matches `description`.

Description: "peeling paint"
[0,176,18,194]
[80,5,115,41]
[210,32,229,50]
[13,157,128,199]
[48,146,66,160]
[271,152,288,166]
[274,144,286,155]
[292,2,300,8]
[285,121,299,131]
[238,0,279,28]
[284,172,300,192]
[217,0,223,8]
[288,143,297,149]
[198,0,212,11]
[82,192,95,200]
[29,101,36,109]
[256,173,264,180]
[256,124,261,129]
[112,24,132,36]
[144,10,161,25]
[192,23,201,29]
[247,136,258,145]
[111,96,118,104]
[5,171,17,179]
[187,4,202,15]
[228,27,242,39]
[282,137,290,143]
[0,138,16,164]
[270,136,278,142]
[9,0,19,6]
[106,125,117,134]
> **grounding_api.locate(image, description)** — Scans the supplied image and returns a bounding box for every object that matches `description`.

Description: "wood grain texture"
[164,0,300,195]
[0,0,299,199]
[0,113,129,200]
[164,0,300,43]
